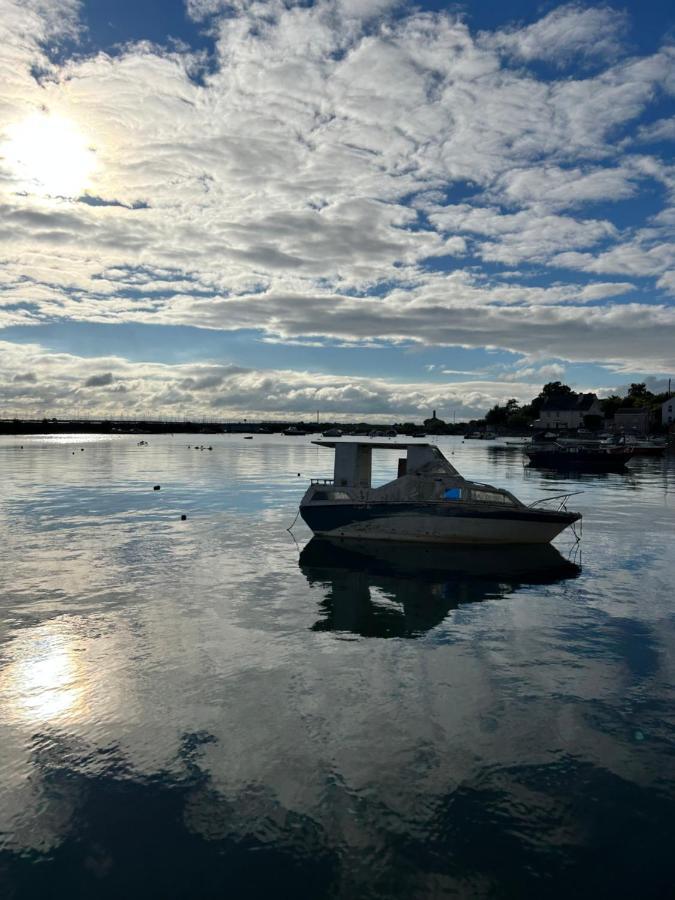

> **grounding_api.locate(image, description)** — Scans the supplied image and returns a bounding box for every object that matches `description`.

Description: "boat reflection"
[300,538,581,638]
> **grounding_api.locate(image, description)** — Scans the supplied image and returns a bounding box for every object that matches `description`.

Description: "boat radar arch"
[311,440,458,488]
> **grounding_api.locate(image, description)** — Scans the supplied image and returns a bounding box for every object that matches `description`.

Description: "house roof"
[615,407,649,415]
[540,392,598,412]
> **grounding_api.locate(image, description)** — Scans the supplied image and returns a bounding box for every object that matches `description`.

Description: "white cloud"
[492,165,639,210]
[0,339,550,420]
[482,4,628,66]
[0,0,673,413]
[637,117,675,144]
[502,363,566,383]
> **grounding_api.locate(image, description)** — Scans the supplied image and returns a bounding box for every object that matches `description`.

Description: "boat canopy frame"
[311,440,459,490]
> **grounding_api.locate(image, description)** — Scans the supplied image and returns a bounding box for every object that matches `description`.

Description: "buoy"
[153,485,161,491]
[181,514,187,521]
[81,448,84,451]
[297,473,301,476]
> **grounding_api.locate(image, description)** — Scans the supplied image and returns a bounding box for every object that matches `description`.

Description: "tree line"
[481,381,671,431]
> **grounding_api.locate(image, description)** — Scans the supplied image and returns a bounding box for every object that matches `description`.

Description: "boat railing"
[310,478,335,485]
[528,490,584,512]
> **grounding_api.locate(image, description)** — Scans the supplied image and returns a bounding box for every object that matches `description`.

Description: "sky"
[0,0,673,421]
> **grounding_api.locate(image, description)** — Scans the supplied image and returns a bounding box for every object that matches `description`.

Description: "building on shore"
[535,393,602,430]
[613,407,651,435]
[662,396,674,427]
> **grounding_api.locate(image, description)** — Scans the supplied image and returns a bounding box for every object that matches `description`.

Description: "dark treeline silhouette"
[477,381,672,434]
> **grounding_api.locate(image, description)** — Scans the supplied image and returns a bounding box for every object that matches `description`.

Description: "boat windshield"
[471,489,516,505]
[312,489,351,501]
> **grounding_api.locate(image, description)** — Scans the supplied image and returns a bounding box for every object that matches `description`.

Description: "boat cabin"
[306,441,522,507]
[315,441,452,488]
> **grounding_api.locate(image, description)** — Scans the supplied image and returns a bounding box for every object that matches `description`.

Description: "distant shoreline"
[0,418,469,437]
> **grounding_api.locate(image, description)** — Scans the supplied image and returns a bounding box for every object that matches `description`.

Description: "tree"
[541,381,573,398]
[600,395,623,417]
[626,383,655,406]
[485,398,519,427]
[530,382,574,417]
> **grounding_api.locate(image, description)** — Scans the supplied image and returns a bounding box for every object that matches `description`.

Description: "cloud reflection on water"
[0,435,673,897]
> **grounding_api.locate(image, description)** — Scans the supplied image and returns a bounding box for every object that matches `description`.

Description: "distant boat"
[625,437,668,457]
[244,435,253,440]
[283,426,308,436]
[322,427,343,438]
[489,439,530,451]
[525,441,633,471]
[299,441,581,544]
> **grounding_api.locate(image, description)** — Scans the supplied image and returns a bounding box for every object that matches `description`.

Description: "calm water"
[1,434,674,899]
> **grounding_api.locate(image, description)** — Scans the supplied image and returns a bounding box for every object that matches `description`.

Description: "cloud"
[637,117,675,144]
[656,271,675,294]
[83,372,114,388]
[491,165,639,211]
[502,363,566,383]
[0,0,673,414]
[12,371,37,383]
[0,340,554,420]
[482,4,628,66]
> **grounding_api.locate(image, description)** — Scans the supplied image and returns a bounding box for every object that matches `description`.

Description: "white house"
[662,396,674,427]
[537,393,603,430]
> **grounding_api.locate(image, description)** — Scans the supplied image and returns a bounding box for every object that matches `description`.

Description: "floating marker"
[181,514,187,521]
[153,485,161,491]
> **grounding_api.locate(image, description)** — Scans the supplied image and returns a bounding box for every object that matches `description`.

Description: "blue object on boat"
[444,487,461,500]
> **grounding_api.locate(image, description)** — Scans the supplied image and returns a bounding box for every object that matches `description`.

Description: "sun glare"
[3,633,85,724]
[2,112,97,198]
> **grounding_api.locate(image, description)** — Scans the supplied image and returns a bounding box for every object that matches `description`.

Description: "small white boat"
[299,441,581,544]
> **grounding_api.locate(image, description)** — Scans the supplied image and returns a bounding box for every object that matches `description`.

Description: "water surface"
[1,434,674,898]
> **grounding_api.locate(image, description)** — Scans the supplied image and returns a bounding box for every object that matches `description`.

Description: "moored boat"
[525,441,632,471]
[299,441,581,544]
[625,437,668,457]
